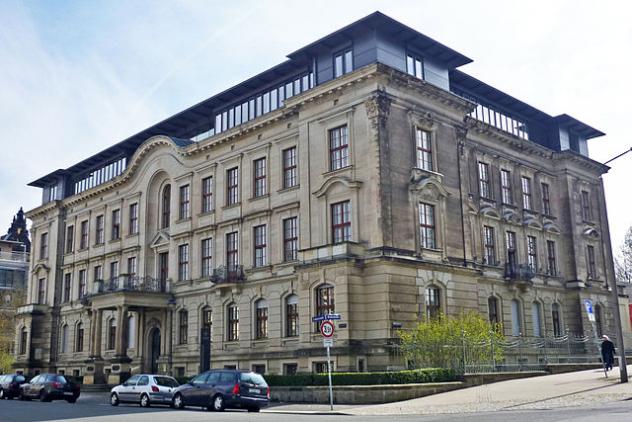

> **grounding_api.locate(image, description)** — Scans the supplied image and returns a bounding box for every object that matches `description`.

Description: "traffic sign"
[320,320,335,338]
[323,338,334,347]
[584,299,596,322]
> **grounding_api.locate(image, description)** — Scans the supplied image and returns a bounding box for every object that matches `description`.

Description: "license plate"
[64,392,74,396]
[249,388,261,394]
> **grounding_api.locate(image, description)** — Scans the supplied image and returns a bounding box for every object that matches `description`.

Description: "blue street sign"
[311,314,342,322]
[584,299,594,315]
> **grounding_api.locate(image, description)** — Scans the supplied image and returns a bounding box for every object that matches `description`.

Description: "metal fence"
[399,333,606,374]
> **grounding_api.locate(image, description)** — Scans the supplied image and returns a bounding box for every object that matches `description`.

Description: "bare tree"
[616,225,632,283]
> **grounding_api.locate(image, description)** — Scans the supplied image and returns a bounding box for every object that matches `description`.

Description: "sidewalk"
[342,366,632,416]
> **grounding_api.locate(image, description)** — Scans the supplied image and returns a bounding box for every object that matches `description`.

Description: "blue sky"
[1,0,631,255]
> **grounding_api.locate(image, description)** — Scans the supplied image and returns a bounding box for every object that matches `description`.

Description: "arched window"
[19,327,28,355]
[161,184,171,229]
[227,303,239,341]
[75,322,84,352]
[127,314,136,349]
[108,318,117,350]
[532,302,542,337]
[552,303,562,337]
[315,284,335,332]
[61,324,69,354]
[488,296,499,325]
[511,299,522,336]
[255,299,268,339]
[178,310,188,345]
[425,286,441,320]
[286,294,299,337]
[594,304,603,337]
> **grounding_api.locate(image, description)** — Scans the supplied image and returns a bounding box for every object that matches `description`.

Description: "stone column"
[114,305,128,357]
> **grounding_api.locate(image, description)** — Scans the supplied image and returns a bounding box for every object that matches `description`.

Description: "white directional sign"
[323,338,334,347]
[320,320,335,338]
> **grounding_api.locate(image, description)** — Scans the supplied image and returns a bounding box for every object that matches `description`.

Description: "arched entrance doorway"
[148,327,161,374]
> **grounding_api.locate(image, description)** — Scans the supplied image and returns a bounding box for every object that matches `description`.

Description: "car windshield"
[240,372,267,386]
[154,377,179,388]
[55,376,68,384]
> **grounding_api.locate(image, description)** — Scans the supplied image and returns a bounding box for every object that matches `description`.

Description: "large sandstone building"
[15,12,616,381]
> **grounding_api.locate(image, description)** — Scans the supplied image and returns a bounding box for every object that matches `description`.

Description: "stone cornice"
[554,150,609,175]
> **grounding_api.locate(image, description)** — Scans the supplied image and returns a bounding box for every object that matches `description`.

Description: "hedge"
[265,368,456,387]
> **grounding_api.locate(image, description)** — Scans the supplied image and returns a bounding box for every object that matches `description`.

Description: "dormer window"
[406,54,424,79]
[334,49,353,78]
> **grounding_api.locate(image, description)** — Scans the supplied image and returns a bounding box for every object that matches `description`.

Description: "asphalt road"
[2,393,632,422]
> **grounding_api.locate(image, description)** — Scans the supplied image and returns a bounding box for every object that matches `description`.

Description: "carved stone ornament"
[365,90,391,130]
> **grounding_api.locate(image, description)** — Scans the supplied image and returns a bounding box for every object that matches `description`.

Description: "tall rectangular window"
[38,278,46,304]
[253,225,267,267]
[78,269,87,298]
[334,49,353,78]
[63,273,71,303]
[501,169,512,204]
[227,304,239,341]
[94,265,103,282]
[331,201,351,243]
[587,245,597,279]
[415,128,433,171]
[283,217,298,262]
[286,295,299,337]
[178,244,189,281]
[80,221,89,249]
[418,203,436,249]
[255,300,268,339]
[581,191,592,221]
[65,225,74,254]
[541,183,551,215]
[95,215,105,245]
[253,158,267,197]
[201,238,213,277]
[179,185,190,219]
[127,256,137,277]
[484,226,496,265]
[110,261,119,282]
[282,147,297,188]
[129,203,139,235]
[546,240,557,276]
[506,231,517,265]
[478,162,492,199]
[527,236,538,271]
[201,176,213,213]
[226,232,238,271]
[111,209,121,240]
[329,125,349,171]
[179,311,188,345]
[521,176,532,210]
[226,167,239,206]
[40,232,48,259]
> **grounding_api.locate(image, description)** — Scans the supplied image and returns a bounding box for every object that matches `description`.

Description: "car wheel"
[247,407,260,413]
[212,394,225,412]
[172,393,185,409]
[39,390,51,402]
[110,393,120,406]
[140,393,150,408]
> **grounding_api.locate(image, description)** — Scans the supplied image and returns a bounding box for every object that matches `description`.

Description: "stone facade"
[14,19,617,381]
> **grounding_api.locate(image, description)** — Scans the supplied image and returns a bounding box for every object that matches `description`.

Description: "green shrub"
[265,368,456,387]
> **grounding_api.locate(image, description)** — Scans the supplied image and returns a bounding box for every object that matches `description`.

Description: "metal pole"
[326,345,334,411]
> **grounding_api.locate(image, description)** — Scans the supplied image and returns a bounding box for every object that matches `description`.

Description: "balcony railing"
[504,263,535,282]
[0,251,29,263]
[92,275,169,295]
[210,265,246,285]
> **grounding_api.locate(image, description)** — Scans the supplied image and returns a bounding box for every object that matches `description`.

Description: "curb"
[262,410,352,415]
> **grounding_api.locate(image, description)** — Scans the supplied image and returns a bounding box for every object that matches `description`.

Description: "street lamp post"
[601,146,632,383]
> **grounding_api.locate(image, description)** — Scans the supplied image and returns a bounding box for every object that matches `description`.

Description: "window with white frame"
[333,49,353,78]
[418,203,436,249]
[253,158,267,197]
[201,176,213,213]
[329,125,349,171]
[521,177,532,210]
[286,294,299,337]
[179,185,190,219]
[255,299,268,339]
[478,162,492,199]
[415,128,432,171]
[253,225,267,267]
[201,238,213,277]
[283,217,298,261]
[425,286,441,319]
[178,244,189,281]
[283,147,297,188]
[527,236,537,271]
[501,169,512,204]
[484,226,496,265]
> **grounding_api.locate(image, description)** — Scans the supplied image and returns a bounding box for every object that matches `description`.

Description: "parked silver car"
[110,374,179,407]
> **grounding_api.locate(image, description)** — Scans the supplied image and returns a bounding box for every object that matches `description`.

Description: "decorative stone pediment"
[582,226,600,239]
[314,176,362,198]
[409,170,448,199]
[150,231,170,249]
[543,217,561,234]
[523,213,542,230]
[502,207,520,224]
[480,204,501,220]
[31,263,50,274]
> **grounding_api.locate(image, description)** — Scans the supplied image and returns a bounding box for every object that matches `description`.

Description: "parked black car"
[172,370,269,412]
[0,374,27,399]
[19,374,80,403]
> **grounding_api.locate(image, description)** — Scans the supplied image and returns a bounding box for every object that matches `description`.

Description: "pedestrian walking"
[601,335,615,371]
